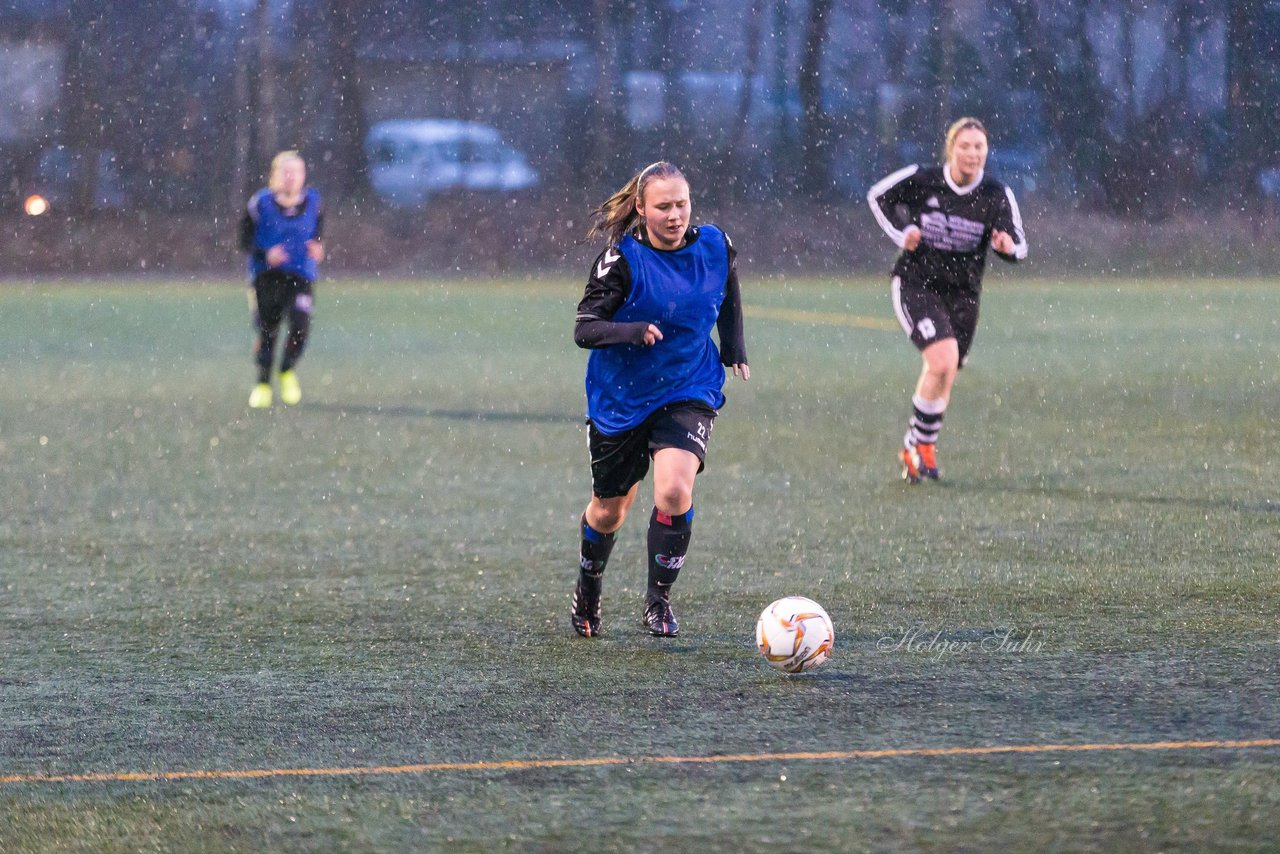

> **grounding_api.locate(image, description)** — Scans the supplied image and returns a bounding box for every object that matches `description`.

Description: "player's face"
[636,176,691,250]
[273,159,306,199]
[947,128,988,185]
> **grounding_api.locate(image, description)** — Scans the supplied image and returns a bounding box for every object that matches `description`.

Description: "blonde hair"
[268,150,306,193]
[944,117,988,158]
[586,161,686,247]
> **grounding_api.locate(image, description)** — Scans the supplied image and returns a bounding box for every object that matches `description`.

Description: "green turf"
[1,276,1278,852]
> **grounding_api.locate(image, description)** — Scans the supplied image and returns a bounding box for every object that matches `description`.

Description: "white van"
[365,119,538,208]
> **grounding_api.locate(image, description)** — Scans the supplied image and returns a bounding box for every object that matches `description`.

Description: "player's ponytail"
[586,161,685,246]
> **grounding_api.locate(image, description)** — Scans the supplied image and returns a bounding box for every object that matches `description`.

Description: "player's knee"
[931,362,958,383]
[924,345,959,378]
[590,499,629,532]
[654,482,694,515]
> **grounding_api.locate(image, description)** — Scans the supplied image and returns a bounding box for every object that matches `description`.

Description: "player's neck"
[642,225,688,251]
[947,165,981,189]
[274,189,305,208]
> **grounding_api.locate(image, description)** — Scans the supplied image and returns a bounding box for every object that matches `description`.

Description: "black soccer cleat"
[571,580,602,638]
[643,597,680,637]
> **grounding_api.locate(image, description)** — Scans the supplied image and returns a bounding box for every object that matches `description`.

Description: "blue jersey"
[585,224,731,434]
[245,187,323,282]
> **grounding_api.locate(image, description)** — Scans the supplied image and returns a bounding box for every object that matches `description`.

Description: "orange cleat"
[915,443,939,480]
[899,446,923,484]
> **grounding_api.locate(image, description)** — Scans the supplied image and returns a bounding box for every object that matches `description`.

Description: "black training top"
[867,164,1027,293]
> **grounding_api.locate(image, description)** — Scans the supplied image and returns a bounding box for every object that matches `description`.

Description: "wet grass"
[1,276,1278,851]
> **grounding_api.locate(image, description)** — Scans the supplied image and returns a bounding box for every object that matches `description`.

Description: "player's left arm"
[990,185,1028,262]
[306,191,325,263]
[716,234,750,380]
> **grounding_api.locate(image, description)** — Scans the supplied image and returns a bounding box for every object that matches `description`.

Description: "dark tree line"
[47,0,1280,218]
[1008,0,1278,217]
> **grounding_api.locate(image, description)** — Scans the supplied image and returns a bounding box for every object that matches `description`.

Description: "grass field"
[1,275,1278,852]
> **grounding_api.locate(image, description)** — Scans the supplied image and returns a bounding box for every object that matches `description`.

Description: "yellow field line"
[3,738,1277,786]
[744,305,901,331]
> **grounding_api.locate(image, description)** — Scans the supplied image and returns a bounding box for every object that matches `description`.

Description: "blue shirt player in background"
[239,150,325,408]
[571,161,750,638]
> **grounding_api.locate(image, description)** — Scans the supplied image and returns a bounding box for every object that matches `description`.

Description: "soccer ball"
[756,596,834,673]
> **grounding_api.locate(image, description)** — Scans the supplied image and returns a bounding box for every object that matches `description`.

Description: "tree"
[929,0,956,136]
[583,0,625,183]
[1226,0,1270,191]
[62,0,104,214]
[726,0,769,195]
[326,0,369,201]
[254,0,280,165]
[1008,0,1118,209]
[230,15,253,210]
[797,0,834,196]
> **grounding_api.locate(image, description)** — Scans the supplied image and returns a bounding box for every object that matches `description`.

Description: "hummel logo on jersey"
[595,248,621,279]
[926,195,940,208]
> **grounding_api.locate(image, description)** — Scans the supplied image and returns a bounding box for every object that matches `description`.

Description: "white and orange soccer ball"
[756,596,834,673]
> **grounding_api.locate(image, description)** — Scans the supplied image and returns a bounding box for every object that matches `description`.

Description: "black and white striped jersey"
[867,164,1027,293]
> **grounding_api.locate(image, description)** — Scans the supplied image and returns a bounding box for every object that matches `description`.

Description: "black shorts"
[891,275,980,364]
[587,401,717,499]
[252,270,314,330]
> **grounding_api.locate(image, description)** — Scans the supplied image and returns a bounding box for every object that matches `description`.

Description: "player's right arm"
[239,191,275,266]
[867,164,923,250]
[574,248,661,348]
[238,197,259,256]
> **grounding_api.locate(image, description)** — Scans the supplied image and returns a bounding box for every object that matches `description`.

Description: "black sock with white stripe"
[906,394,946,448]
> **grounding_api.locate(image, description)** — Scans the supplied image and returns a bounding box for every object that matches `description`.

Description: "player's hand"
[902,227,922,252]
[642,324,663,346]
[731,363,750,381]
[306,240,325,262]
[991,230,1014,254]
[265,245,289,267]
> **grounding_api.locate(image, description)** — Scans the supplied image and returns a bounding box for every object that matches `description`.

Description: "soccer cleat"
[570,581,602,638]
[248,383,273,408]
[915,442,939,480]
[643,596,680,637]
[899,446,922,484]
[279,370,302,405]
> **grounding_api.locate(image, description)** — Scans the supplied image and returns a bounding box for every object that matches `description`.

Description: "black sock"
[281,305,312,372]
[647,506,692,602]
[254,331,275,384]
[578,515,616,597]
